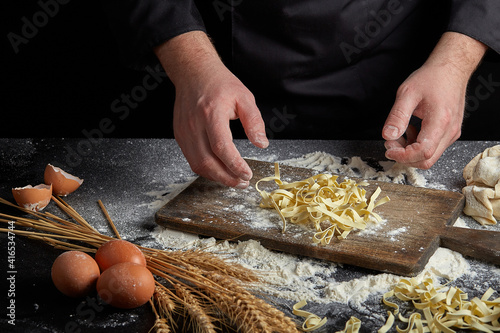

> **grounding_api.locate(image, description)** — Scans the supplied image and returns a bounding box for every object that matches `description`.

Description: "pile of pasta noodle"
[256,163,390,244]
[380,278,500,333]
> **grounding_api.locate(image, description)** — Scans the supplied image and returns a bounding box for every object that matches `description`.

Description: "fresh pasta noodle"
[379,277,500,333]
[256,162,390,244]
[293,300,327,331]
[378,311,395,333]
[336,316,362,333]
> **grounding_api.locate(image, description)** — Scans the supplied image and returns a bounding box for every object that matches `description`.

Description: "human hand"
[173,59,268,188]
[382,32,487,169]
[382,63,466,169]
[155,31,268,188]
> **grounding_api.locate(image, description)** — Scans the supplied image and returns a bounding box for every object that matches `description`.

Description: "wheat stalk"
[204,272,299,332]
[149,298,172,333]
[175,283,218,333]
[0,196,300,332]
[153,284,178,329]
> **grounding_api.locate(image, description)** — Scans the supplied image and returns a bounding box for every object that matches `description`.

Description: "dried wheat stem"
[0,197,41,213]
[149,298,160,319]
[147,256,206,286]
[0,228,100,252]
[43,211,86,228]
[41,237,98,252]
[174,250,260,283]
[0,212,69,229]
[0,213,80,231]
[0,196,300,333]
[0,196,99,235]
[0,218,101,241]
[150,318,171,333]
[205,272,299,333]
[148,298,172,333]
[146,249,259,286]
[51,196,99,233]
[147,258,233,301]
[153,284,181,332]
[97,199,122,239]
[154,284,177,314]
[206,287,270,333]
[147,257,189,278]
[147,249,274,332]
[27,234,102,252]
[0,220,114,248]
[175,283,218,333]
[0,227,98,243]
[147,264,204,296]
[0,197,91,233]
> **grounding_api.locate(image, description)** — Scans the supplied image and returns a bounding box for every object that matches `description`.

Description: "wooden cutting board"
[155,159,500,276]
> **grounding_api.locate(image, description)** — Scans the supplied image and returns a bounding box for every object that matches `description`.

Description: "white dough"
[462,145,500,225]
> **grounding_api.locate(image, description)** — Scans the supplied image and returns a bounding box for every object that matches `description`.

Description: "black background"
[1,0,499,140]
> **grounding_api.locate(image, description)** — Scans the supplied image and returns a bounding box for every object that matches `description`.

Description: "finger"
[174,113,250,188]
[386,138,448,169]
[386,108,446,165]
[385,136,439,168]
[382,85,421,141]
[384,136,406,151]
[206,113,253,182]
[179,133,250,188]
[385,123,418,150]
[397,123,460,169]
[385,104,461,169]
[405,124,419,145]
[237,96,269,149]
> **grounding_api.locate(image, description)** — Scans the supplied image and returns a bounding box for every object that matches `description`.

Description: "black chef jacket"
[103,0,500,140]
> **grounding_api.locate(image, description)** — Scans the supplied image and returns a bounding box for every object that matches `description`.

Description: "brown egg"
[12,184,52,211]
[96,262,155,309]
[44,164,83,196]
[51,251,100,298]
[95,239,147,272]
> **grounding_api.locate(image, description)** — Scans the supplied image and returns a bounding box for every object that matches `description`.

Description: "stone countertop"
[0,138,499,332]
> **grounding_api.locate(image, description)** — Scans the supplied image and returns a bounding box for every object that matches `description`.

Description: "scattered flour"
[387,227,407,236]
[150,151,471,307]
[153,226,469,306]
[139,177,196,211]
[280,152,430,187]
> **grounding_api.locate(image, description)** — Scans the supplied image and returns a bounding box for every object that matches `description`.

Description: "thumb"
[383,87,421,141]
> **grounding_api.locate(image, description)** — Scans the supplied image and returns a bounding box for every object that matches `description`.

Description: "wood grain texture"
[155,159,499,276]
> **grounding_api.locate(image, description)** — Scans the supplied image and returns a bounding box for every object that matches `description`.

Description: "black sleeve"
[102,0,206,70]
[447,0,500,54]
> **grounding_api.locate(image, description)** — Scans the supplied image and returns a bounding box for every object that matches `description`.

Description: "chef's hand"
[383,32,487,169]
[154,31,268,188]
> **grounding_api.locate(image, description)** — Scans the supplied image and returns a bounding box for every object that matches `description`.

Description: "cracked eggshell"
[44,164,83,196]
[12,184,52,211]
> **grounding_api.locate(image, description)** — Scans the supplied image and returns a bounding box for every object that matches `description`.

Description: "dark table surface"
[1,138,499,333]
